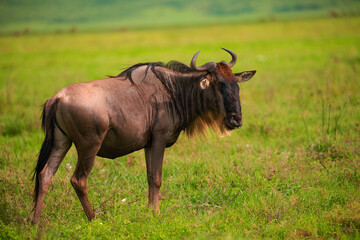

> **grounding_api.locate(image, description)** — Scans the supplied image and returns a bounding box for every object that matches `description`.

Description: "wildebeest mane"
[115,61,198,83]
[115,61,227,137]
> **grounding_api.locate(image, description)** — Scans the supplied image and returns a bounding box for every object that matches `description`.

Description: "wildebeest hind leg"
[33,126,72,224]
[70,144,101,221]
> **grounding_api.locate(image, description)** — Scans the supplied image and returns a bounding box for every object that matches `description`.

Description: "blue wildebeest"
[32,48,256,224]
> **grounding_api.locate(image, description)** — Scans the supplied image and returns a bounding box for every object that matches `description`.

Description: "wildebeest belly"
[96,127,150,159]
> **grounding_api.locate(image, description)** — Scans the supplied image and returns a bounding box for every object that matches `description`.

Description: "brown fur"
[216,62,235,82]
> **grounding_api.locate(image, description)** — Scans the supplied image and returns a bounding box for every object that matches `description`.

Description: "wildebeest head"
[190,48,256,130]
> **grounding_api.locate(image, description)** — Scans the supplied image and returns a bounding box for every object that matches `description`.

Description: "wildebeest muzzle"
[225,113,242,130]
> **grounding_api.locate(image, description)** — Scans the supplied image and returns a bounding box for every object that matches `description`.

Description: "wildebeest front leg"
[145,139,166,212]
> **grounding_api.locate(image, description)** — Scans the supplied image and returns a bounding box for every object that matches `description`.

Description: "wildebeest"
[32,48,256,224]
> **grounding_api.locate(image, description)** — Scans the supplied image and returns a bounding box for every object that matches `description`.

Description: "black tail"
[33,99,58,204]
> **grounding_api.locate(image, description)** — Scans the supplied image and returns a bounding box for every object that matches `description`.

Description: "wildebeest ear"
[199,78,210,89]
[235,70,256,83]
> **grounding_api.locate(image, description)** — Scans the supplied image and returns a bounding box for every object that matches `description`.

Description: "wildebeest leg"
[145,139,166,212]
[70,144,101,221]
[33,126,72,224]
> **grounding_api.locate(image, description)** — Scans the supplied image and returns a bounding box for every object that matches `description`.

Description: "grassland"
[1,0,360,35]
[0,17,360,239]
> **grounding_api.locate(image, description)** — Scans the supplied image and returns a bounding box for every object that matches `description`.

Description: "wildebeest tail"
[33,99,58,204]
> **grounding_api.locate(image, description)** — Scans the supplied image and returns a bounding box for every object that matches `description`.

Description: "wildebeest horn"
[190,50,217,72]
[221,47,237,68]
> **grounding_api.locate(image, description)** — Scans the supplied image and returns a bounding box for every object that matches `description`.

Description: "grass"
[0,16,360,239]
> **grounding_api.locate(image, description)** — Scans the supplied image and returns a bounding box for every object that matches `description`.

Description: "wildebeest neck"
[155,68,227,137]
[116,62,227,137]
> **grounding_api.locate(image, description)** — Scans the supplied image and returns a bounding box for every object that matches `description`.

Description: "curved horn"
[221,47,237,67]
[190,50,216,72]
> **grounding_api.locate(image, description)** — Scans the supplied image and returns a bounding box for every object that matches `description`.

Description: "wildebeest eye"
[200,78,210,89]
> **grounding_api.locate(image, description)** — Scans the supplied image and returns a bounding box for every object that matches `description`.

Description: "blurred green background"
[1,0,360,34]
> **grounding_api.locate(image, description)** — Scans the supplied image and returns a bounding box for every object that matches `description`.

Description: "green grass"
[0,16,360,239]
